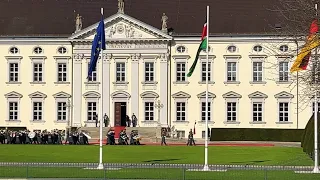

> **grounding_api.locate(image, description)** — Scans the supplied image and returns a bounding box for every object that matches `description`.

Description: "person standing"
[132,113,137,127]
[161,129,167,146]
[187,129,196,146]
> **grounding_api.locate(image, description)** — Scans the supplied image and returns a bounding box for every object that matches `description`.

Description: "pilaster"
[131,54,140,120]
[159,53,168,126]
[72,53,84,127]
[103,54,112,125]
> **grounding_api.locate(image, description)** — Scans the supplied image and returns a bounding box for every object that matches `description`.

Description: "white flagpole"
[203,5,210,171]
[97,7,104,170]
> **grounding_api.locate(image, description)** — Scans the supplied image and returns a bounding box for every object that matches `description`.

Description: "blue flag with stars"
[88,18,106,78]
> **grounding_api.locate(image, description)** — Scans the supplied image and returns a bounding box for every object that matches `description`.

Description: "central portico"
[70,12,172,128]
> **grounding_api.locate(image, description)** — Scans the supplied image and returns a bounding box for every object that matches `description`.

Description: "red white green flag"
[187,22,208,77]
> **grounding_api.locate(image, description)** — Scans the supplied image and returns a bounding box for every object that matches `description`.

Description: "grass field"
[0,145,312,165]
[0,145,318,179]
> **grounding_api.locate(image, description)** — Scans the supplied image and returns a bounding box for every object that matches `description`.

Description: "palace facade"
[0,0,314,138]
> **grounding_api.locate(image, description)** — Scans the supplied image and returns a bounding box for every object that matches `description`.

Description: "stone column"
[102,54,112,126]
[131,54,140,123]
[159,54,168,126]
[72,53,84,127]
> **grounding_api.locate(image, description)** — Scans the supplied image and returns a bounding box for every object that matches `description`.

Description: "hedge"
[210,128,304,142]
[301,113,320,161]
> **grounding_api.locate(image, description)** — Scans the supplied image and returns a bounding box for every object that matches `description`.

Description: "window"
[253,45,263,52]
[176,46,186,53]
[58,47,67,54]
[279,62,289,82]
[176,62,186,82]
[9,102,18,121]
[201,62,211,82]
[227,62,237,82]
[33,47,43,54]
[116,62,126,82]
[279,45,289,52]
[9,47,19,54]
[88,63,97,82]
[145,62,154,82]
[9,63,19,82]
[312,102,320,113]
[227,45,237,53]
[201,102,211,121]
[279,102,289,122]
[144,102,154,121]
[252,102,263,122]
[33,102,43,121]
[312,61,320,83]
[57,63,67,82]
[57,102,67,121]
[252,62,263,82]
[87,102,97,121]
[176,102,186,121]
[33,63,43,82]
[227,102,237,122]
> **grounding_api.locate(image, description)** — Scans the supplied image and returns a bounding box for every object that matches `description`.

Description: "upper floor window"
[9,47,19,54]
[58,47,67,54]
[279,45,289,52]
[33,47,43,54]
[253,45,263,52]
[176,46,186,53]
[227,45,237,53]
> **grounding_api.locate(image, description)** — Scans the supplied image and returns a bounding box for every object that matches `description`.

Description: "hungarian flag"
[187,22,208,77]
[290,19,319,73]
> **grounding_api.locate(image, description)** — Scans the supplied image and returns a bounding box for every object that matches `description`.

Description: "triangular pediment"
[5,91,23,98]
[53,91,71,98]
[222,91,242,98]
[140,91,159,98]
[172,91,191,99]
[197,91,216,98]
[29,91,47,98]
[274,91,294,98]
[69,13,171,40]
[248,91,268,98]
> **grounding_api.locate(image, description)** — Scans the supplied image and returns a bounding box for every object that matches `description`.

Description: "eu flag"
[88,18,106,78]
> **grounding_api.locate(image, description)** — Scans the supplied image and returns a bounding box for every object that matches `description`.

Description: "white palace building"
[0,0,315,138]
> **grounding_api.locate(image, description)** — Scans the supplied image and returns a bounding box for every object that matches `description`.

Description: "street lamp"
[154,100,163,141]
[65,99,73,141]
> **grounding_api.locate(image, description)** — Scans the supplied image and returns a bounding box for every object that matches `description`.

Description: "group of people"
[106,129,141,145]
[0,129,90,145]
[93,113,138,128]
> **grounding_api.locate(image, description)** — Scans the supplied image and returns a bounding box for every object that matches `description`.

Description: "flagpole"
[97,7,104,170]
[203,5,210,171]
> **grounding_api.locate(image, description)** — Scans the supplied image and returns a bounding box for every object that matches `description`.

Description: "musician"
[187,129,196,146]
[118,129,128,145]
[161,129,167,146]
[130,130,140,145]
[0,130,5,144]
[106,129,115,145]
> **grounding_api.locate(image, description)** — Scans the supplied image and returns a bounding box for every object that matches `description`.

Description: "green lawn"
[0,145,313,166]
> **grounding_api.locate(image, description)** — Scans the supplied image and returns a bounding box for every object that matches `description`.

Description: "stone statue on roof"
[118,0,124,14]
[161,13,168,33]
[75,14,83,32]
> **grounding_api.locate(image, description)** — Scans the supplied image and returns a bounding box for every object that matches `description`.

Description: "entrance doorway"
[114,102,127,127]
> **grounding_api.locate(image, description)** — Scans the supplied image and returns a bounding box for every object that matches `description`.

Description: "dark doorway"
[114,102,127,127]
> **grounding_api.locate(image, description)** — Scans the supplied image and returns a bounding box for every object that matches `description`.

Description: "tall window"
[57,102,67,121]
[116,62,126,82]
[9,102,18,121]
[279,62,289,82]
[201,62,211,82]
[9,63,19,82]
[279,102,289,122]
[176,63,186,82]
[176,102,186,121]
[227,62,237,82]
[145,62,154,82]
[33,102,43,121]
[87,102,97,121]
[57,63,67,82]
[33,63,43,82]
[252,102,263,122]
[252,62,263,82]
[227,102,237,121]
[88,63,97,82]
[201,102,211,121]
[144,102,154,121]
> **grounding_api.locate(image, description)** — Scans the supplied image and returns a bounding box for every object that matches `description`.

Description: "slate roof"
[0,0,305,36]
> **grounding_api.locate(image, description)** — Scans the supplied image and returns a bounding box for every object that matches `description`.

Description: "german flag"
[290,19,320,73]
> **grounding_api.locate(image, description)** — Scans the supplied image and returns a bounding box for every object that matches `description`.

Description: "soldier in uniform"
[0,130,5,144]
[161,129,167,146]
[187,129,196,146]
[131,113,137,127]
